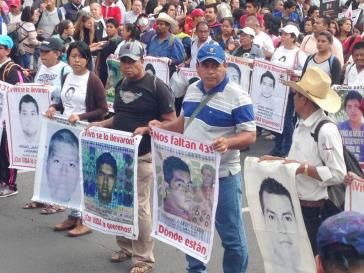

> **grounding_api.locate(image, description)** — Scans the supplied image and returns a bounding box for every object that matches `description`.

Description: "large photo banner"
[105,55,122,112]
[250,60,289,133]
[5,83,51,170]
[32,115,85,210]
[226,55,252,92]
[144,56,170,85]
[150,126,220,263]
[345,177,364,214]
[244,157,316,273]
[331,86,364,165]
[80,127,142,239]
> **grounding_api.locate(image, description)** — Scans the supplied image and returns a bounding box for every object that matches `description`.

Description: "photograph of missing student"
[244,157,316,273]
[5,85,51,169]
[143,56,170,84]
[33,116,84,210]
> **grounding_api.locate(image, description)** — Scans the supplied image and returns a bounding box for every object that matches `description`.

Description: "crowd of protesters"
[0,0,364,272]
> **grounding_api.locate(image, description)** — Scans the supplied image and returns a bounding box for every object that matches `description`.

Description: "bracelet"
[303,164,309,176]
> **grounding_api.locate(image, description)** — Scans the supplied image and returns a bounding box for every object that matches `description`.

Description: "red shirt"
[101,3,122,24]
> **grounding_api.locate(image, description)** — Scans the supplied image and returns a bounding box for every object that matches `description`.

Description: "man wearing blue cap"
[150,43,256,273]
[316,211,364,273]
[0,34,25,197]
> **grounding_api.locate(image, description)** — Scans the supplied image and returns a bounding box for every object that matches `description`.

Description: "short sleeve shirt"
[112,73,175,155]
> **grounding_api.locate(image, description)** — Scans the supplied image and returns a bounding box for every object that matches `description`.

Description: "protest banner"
[345,177,364,213]
[170,68,199,98]
[250,60,289,133]
[320,0,339,17]
[338,9,362,27]
[32,115,86,210]
[226,55,252,92]
[5,83,51,170]
[150,126,220,263]
[105,55,122,112]
[80,127,142,238]
[244,157,316,273]
[331,86,364,165]
[144,56,170,85]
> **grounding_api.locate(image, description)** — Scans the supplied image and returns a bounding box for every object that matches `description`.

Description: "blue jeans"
[186,173,248,273]
[271,92,295,157]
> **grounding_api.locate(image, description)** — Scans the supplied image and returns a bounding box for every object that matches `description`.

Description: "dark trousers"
[0,127,17,190]
[301,200,341,255]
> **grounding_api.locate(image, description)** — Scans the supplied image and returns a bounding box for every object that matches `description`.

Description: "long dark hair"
[67,41,92,68]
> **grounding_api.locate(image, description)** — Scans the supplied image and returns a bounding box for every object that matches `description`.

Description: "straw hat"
[283,67,341,113]
[156,12,177,31]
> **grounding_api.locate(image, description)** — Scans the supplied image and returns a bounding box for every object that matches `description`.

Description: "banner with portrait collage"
[244,157,316,273]
[32,115,86,210]
[331,85,364,166]
[150,126,220,263]
[250,60,289,133]
[80,127,142,239]
[144,56,170,85]
[106,56,122,112]
[226,55,252,93]
[5,83,51,170]
[345,177,364,214]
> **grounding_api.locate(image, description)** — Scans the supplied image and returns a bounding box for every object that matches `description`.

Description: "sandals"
[129,263,153,273]
[110,250,131,263]
[40,205,66,215]
[23,202,44,209]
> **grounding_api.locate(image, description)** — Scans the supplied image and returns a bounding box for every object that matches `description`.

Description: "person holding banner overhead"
[150,43,256,273]
[46,41,108,236]
[87,40,176,273]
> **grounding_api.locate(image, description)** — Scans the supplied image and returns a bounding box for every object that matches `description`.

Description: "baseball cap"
[280,24,300,38]
[317,211,364,256]
[39,38,64,52]
[191,8,205,18]
[118,40,145,61]
[197,44,225,64]
[8,0,20,7]
[0,35,14,49]
[241,27,256,37]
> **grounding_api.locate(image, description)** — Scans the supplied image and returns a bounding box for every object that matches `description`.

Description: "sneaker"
[0,187,18,198]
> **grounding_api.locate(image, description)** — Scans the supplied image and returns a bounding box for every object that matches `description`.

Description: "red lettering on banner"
[170,135,197,151]
[151,130,169,143]
[185,238,207,255]
[353,181,364,193]
[159,224,183,243]
[109,133,134,145]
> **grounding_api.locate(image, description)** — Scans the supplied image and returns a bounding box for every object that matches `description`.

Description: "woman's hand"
[46,106,56,119]
[133,126,149,136]
[345,171,358,186]
[85,121,103,130]
[68,114,80,124]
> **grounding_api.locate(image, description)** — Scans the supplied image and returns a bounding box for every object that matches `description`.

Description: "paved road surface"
[0,136,274,273]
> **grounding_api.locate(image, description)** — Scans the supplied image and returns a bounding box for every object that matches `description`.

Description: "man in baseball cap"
[316,211,364,273]
[118,40,145,61]
[39,37,64,52]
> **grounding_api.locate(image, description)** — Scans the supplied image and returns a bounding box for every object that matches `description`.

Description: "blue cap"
[0,35,13,49]
[197,44,225,64]
[317,211,364,256]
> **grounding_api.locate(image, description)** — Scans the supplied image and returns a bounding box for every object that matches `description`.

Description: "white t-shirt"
[61,71,89,117]
[271,46,307,75]
[35,62,71,104]
[344,64,364,86]
[190,37,219,69]
[254,31,275,54]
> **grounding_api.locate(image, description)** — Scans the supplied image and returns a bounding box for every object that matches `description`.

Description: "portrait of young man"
[18,94,41,146]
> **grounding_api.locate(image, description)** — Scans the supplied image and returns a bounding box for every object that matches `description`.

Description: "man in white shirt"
[124,0,142,24]
[261,67,346,256]
[344,41,364,86]
[300,16,344,67]
[246,15,275,59]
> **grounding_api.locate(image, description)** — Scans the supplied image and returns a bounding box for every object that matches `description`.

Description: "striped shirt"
[182,75,256,177]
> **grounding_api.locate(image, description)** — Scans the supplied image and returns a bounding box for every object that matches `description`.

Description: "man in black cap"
[88,40,176,273]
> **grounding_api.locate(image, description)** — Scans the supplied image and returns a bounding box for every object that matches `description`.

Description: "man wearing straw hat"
[146,12,186,74]
[261,67,347,255]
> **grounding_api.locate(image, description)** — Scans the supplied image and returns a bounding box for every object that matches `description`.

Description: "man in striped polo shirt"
[150,43,256,273]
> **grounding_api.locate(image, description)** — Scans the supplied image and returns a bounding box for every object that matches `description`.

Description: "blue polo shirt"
[182,76,256,177]
[146,33,186,65]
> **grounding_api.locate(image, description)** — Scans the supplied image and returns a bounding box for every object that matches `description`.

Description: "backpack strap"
[328,55,334,71]
[168,34,175,47]
[2,61,24,82]
[311,119,333,143]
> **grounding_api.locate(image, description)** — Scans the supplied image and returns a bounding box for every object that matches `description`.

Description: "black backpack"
[312,119,364,210]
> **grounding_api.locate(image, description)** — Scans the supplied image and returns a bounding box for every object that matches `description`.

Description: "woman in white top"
[269,24,307,158]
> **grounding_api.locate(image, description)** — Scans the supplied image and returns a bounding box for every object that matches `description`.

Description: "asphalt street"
[0,136,273,273]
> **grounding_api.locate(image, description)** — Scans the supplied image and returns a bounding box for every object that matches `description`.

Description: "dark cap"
[39,38,64,52]
[317,211,364,256]
[118,40,145,61]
